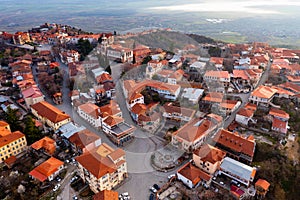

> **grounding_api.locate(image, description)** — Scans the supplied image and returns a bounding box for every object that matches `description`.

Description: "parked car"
[167,174,176,180]
[56,176,61,182]
[70,175,79,183]
[149,193,155,200]
[150,186,157,193]
[220,181,224,185]
[53,183,61,191]
[153,184,160,191]
[72,195,78,200]
[231,180,241,187]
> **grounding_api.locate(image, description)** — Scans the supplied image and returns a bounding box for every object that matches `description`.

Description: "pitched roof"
[204,70,229,79]
[220,100,239,110]
[163,103,196,119]
[99,100,121,117]
[174,118,215,143]
[76,144,122,179]
[93,190,119,200]
[237,108,255,118]
[103,115,124,127]
[193,144,226,164]
[269,108,289,119]
[78,103,100,119]
[131,103,147,115]
[108,148,125,161]
[0,131,25,147]
[255,179,270,191]
[220,157,256,182]
[202,92,224,103]
[69,129,101,150]
[272,118,287,133]
[233,70,250,80]
[29,157,64,182]
[31,101,70,123]
[31,136,56,155]
[214,129,255,157]
[177,162,211,184]
[210,57,224,65]
[251,85,277,99]
[96,72,113,84]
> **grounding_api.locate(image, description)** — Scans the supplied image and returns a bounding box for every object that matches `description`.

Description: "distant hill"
[125,30,217,52]
[186,34,218,44]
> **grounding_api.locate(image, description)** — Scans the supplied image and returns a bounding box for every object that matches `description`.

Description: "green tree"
[5,107,21,131]
[142,55,152,65]
[76,38,93,57]
[208,46,222,57]
[23,116,42,144]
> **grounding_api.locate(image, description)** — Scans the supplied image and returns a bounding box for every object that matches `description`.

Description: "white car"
[53,184,61,191]
[168,174,176,180]
[150,186,157,193]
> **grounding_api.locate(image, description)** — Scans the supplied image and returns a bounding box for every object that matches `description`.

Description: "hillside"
[124,30,217,51]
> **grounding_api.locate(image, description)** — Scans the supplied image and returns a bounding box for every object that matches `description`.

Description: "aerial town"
[0,23,299,200]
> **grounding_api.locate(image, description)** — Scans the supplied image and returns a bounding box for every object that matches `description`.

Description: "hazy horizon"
[1,0,300,47]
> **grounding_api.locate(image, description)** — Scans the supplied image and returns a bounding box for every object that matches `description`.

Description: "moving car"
[53,184,61,191]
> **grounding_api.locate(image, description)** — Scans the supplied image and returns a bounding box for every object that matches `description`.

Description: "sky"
[149,0,300,15]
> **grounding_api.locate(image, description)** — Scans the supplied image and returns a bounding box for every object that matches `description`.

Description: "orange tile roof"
[174,118,215,143]
[233,70,250,80]
[31,136,56,155]
[163,103,196,119]
[214,129,255,157]
[269,108,289,119]
[251,85,277,99]
[129,92,143,102]
[207,113,223,124]
[76,144,122,179]
[108,148,125,161]
[202,92,224,103]
[278,82,300,93]
[272,118,287,132]
[93,190,119,200]
[177,162,211,184]
[193,144,226,164]
[96,72,113,84]
[237,108,255,118]
[255,179,270,191]
[210,57,224,65]
[286,75,300,82]
[125,80,180,100]
[220,100,239,110]
[29,157,64,181]
[103,115,124,127]
[0,131,25,147]
[0,120,9,128]
[31,101,70,123]
[131,103,147,115]
[204,70,229,79]
[69,129,101,150]
[99,100,121,117]
[78,103,100,119]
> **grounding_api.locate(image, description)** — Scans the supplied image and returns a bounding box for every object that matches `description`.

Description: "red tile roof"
[178,162,211,184]
[269,108,289,119]
[76,144,123,179]
[103,115,124,127]
[78,103,100,119]
[204,70,229,79]
[31,136,56,155]
[214,129,255,157]
[0,131,25,147]
[93,190,119,200]
[193,144,226,164]
[69,129,101,150]
[202,92,224,103]
[163,103,196,119]
[131,103,147,115]
[29,157,64,182]
[174,118,215,143]
[31,101,70,123]
[210,57,224,65]
[251,85,277,99]
[255,179,270,191]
